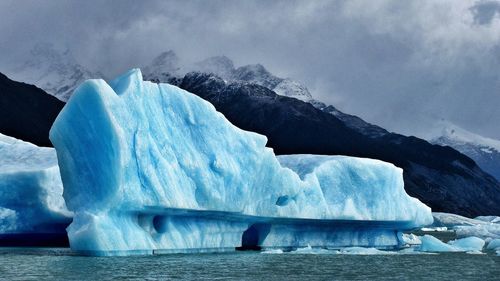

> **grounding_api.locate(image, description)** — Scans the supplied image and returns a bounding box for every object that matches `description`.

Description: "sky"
[0,0,499,139]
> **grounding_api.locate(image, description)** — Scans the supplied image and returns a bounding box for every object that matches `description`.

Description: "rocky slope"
[0,72,64,147]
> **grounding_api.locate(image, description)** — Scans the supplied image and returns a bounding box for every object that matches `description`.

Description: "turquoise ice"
[418,235,485,252]
[0,133,71,236]
[50,69,432,256]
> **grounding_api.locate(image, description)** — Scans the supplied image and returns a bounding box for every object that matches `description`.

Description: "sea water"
[0,248,498,280]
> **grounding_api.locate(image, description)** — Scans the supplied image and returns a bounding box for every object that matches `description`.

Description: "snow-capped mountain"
[231,64,282,89]
[273,78,314,102]
[192,56,234,80]
[5,44,102,101]
[142,50,182,84]
[431,123,500,181]
[143,51,314,102]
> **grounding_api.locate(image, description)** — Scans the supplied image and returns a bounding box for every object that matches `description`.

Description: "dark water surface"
[0,248,498,280]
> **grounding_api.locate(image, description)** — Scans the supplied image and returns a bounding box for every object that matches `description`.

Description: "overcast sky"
[1,0,499,139]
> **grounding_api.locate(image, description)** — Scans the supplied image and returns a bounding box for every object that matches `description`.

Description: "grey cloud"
[471,0,500,25]
[0,0,499,139]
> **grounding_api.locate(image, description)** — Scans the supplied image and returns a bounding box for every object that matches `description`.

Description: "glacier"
[49,69,432,256]
[0,133,71,245]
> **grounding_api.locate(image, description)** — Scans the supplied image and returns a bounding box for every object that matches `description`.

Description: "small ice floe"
[291,245,331,254]
[420,227,448,232]
[399,233,421,245]
[474,216,500,224]
[261,249,284,254]
[466,250,485,255]
[432,213,500,240]
[486,239,500,251]
[418,235,460,252]
[418,235,485,253]
[338,247,396,255]
[447,236,485,252]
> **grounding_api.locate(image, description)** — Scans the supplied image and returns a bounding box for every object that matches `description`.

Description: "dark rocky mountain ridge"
[0,72,64,147]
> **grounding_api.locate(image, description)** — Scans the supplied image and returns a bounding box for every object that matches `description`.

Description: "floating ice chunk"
[432,212,500,240]
[486,239,500,250]
[0,133,71,239]
[432,212,479,226]
[465,250,484,255]
[398,233,421,245]
[454,224,500,240]
[418,235,460,252]
[447,237,485,252]
[474,216,500,224]
[49,69,433,255]
[261,249,284,254]
[291,245,331,254]
[339,247,396,255]
[419,235,485,253]
[420,227,447,232]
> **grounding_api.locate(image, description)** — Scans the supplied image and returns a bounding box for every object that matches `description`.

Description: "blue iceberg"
[49,69,432,256]
[418,235,485,253]
[0,133,71,245]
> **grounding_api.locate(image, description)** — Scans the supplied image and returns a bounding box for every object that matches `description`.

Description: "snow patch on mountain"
[4,44,102,101]
[143,51,313,102]
[142,50,183,84]
[193,56,235,80]
[430,122,500,181]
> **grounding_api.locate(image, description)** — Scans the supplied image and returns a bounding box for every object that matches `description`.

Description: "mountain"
[177,72,500,217]
[143,51,314,102]
[431,124,500,181]
[142,50,183,84]
[4,44,102,101]
[0,72,64,147]
[193,56,235,80]
[312,101,389,139]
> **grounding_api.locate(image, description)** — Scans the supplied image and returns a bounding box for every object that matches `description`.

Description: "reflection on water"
[0,248,499,280]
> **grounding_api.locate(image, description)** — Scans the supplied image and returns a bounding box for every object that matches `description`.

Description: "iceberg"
[418,235,460,252]
[0,133,71,245]
[486,239,500,251]
[432,212,500,240]
[418,235,485,252]
[474,216,500,224]
[49,69,432,256]
[447,237,485,252]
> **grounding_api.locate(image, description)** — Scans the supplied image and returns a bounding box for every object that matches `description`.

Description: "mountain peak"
[149,50,179,69]
[5,44,99,101]
[436,122,500,152]
[431,122,500,181]
[193,56,235,80]
[232,64,281,89]
[234,64,270,77]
